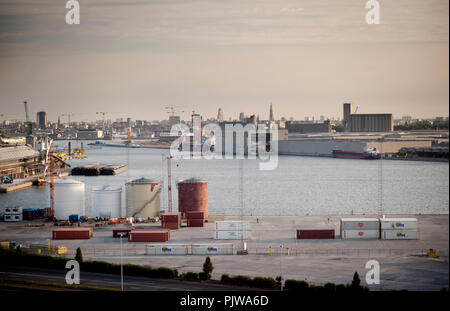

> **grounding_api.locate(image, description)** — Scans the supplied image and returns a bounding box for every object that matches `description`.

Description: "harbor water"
[0,140,448,216]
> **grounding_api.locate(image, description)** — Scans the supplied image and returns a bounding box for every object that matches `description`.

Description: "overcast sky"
[0,0,448,122]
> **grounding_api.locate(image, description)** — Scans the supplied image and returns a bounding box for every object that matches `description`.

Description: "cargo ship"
[332,148,381,160]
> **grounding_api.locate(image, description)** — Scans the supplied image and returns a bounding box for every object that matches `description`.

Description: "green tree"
[75,247,83,263]
[202,256,214,280]
[351,271,361,288]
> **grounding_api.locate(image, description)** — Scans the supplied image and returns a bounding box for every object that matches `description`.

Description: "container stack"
[128,229,170,242]
[380,218,419,240]
[186,211,205,227]
[161,212,181,229]
[52,228,93,240]
[340,218,380,239]
[4,206,22,222]
[214,221,251,240]
[146,244,188,255]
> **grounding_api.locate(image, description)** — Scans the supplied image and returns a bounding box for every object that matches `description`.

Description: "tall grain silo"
[177,178,208,218]
[125,178,161,219]
[92,186,122,219]
[53,179,85,220]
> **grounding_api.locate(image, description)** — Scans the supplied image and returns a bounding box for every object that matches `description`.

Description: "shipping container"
[161,222,180,230]
[214,230,251,240]
[215,221,251,231]
[297,229,335,239]
[381,229,419,240]
[161,212,181,223]
[191,243,233,255]
[4,214,22,222]
[128,229,170,242]
[146,244,188,255]
[341,229,380,239]
[380,218,418,230]
[187,219,204,227]
[52,228,93,240]
[186,211,205,220]
[113,228,132,238]
[340,218,379,230]
[5,207,22,214]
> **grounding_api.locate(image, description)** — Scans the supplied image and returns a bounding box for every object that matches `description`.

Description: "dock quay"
[71,163,128,176]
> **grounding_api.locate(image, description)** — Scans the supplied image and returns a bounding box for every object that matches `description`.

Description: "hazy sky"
[0,0,448,122]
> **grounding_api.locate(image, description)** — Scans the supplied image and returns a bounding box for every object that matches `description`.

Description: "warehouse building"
[343,103,393,132]
[286,120,332,134]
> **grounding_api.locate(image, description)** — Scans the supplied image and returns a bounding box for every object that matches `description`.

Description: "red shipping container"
[113,228,132,238]
[297,229,335,239]
[128,230,170,242]
[186,211,205,220]
[52,228,92,240]
[187,219,204,227]
[162,222,180,229]
[161,212,181,223]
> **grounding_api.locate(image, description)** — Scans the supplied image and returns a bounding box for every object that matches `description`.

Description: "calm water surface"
[1,140,448,216]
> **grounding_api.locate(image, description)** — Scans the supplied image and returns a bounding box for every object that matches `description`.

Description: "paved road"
[0,266,252,291]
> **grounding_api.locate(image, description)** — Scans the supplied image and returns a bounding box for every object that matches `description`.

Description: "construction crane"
[96,112,108,129]
[165,105,185,127]
[354,106,359,114]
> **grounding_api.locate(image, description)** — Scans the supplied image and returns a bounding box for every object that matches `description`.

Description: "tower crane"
[165,105,185,127]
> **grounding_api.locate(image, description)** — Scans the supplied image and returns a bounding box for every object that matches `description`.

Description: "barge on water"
[332,148,381,160]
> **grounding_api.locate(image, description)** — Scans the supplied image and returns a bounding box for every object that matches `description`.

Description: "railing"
[57,246,448,259]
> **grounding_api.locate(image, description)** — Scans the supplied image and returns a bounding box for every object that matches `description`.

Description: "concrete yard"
[0,214,448,291]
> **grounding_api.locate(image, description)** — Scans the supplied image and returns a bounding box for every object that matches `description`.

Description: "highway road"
[0,266,252,291]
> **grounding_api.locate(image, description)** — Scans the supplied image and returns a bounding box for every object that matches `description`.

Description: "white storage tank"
[92,186,122,219]
[125,178,161,219]
[146,244,188,255]
[54,179,85,220]
[191,243,234,255]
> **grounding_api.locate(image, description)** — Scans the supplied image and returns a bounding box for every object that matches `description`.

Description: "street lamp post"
[280,244,283,291]
[119,233,124,291]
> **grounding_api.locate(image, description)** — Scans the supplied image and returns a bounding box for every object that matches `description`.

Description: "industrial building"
[286,120,332,134]
[76,129,104,140]
[0,145,69,179]
[36,111,47,129]
[343,103,393,132]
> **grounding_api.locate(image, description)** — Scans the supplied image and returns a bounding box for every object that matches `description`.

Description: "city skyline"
[0,0,448,121]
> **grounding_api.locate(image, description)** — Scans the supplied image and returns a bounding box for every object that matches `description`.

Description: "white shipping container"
[341,229,380,239]
[146,244,188,255]
[380,218,418,230]
[4,214,22,222]
[5,207,22,215]
[191,243,234,255]
[214,230,251,240]
[381,229,419,240]
[215,221,251,231]
[340,218,379,230]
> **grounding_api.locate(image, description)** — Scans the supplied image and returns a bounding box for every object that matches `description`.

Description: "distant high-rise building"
[320,115,325,122]
[217,108,223,122]
[36,111,47,129]
[239,112,245,122]
[269,104,274,122]
[169,115,181,126]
